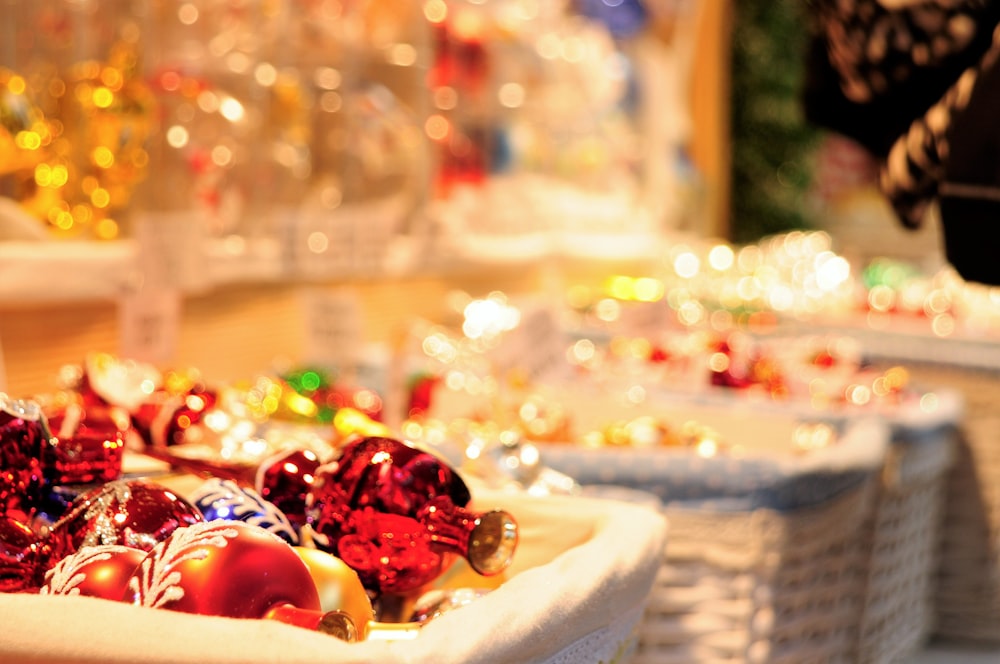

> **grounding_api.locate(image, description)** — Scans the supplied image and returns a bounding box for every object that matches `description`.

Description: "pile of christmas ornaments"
[0,355,519,642]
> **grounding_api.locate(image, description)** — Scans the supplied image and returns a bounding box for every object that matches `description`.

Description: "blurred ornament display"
[2,1,153,240]
[1,0,703,269]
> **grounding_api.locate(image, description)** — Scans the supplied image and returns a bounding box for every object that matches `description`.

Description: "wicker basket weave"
[632,481,875,664]
[882,362,1000,645]
[0,486,668,664]
[539,403,891,664]
[823,322,1000,646]
[536,375,963,663]
[855,423,956,663]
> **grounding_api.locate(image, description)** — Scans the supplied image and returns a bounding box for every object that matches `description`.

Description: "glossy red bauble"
[40,544,146,599]
[125,521,322,621]
[255,448,322,533]
[46,479,204,564]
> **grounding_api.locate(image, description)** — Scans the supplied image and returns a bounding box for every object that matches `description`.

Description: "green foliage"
[730,0,821,243]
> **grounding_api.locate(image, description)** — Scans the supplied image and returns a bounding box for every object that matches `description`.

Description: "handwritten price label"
[301,288,363,368]
[118,290,181,364]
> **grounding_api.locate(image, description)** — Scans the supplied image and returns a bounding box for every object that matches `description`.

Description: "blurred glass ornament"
[400,418,579,496]
[307,436,518,597]
[462,429,579,496]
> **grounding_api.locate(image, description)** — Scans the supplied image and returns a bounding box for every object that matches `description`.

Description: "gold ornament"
[294,546,376,635]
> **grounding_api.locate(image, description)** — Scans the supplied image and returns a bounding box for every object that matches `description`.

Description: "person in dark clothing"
[803,0,1000,285]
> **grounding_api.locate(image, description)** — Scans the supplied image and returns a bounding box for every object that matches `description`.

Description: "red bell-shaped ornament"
[308,436,518,597]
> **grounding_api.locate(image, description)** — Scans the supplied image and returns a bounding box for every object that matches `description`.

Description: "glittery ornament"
[308,436,518,597]
[40,544,145,599]
[190,478,298,544]
[125,520,356,639]
[0,396,51,523]
[0,516,51,592]
[46,479,204,565]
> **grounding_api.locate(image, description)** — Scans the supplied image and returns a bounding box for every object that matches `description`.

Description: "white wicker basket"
[880,362,1000,644]
[855,415,957,662]
[634,481,875,664]
[538,396,891,664]
[0,488,667,664]
[818,325,1000,646]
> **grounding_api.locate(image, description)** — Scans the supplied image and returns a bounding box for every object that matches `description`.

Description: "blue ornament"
[575,0,649,41]
[189,477,299,544]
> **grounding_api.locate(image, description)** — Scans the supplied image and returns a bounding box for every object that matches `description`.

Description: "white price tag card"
[301,288,363,368]
[118,290,182,364]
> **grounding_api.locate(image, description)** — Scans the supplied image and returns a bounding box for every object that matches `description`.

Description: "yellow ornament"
[294,546,375,635]
[333,406,393,440]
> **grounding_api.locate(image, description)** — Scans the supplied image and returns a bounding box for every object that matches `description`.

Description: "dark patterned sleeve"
[803,0,1000,158]
[878,29,999,228]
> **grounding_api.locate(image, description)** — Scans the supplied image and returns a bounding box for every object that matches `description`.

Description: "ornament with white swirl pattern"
[124,520,357,639]
[39,544,146,598]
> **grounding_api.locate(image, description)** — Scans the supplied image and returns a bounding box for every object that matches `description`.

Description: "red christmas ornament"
[125,520,355,639]
[0,516,51,592]
[46,479,204,565]
[405,373,440,419]
[0,396,50,523]
[40,544,146,599]
[308,436,517,597]
[43,402,129,486]
[255,448,322,533]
